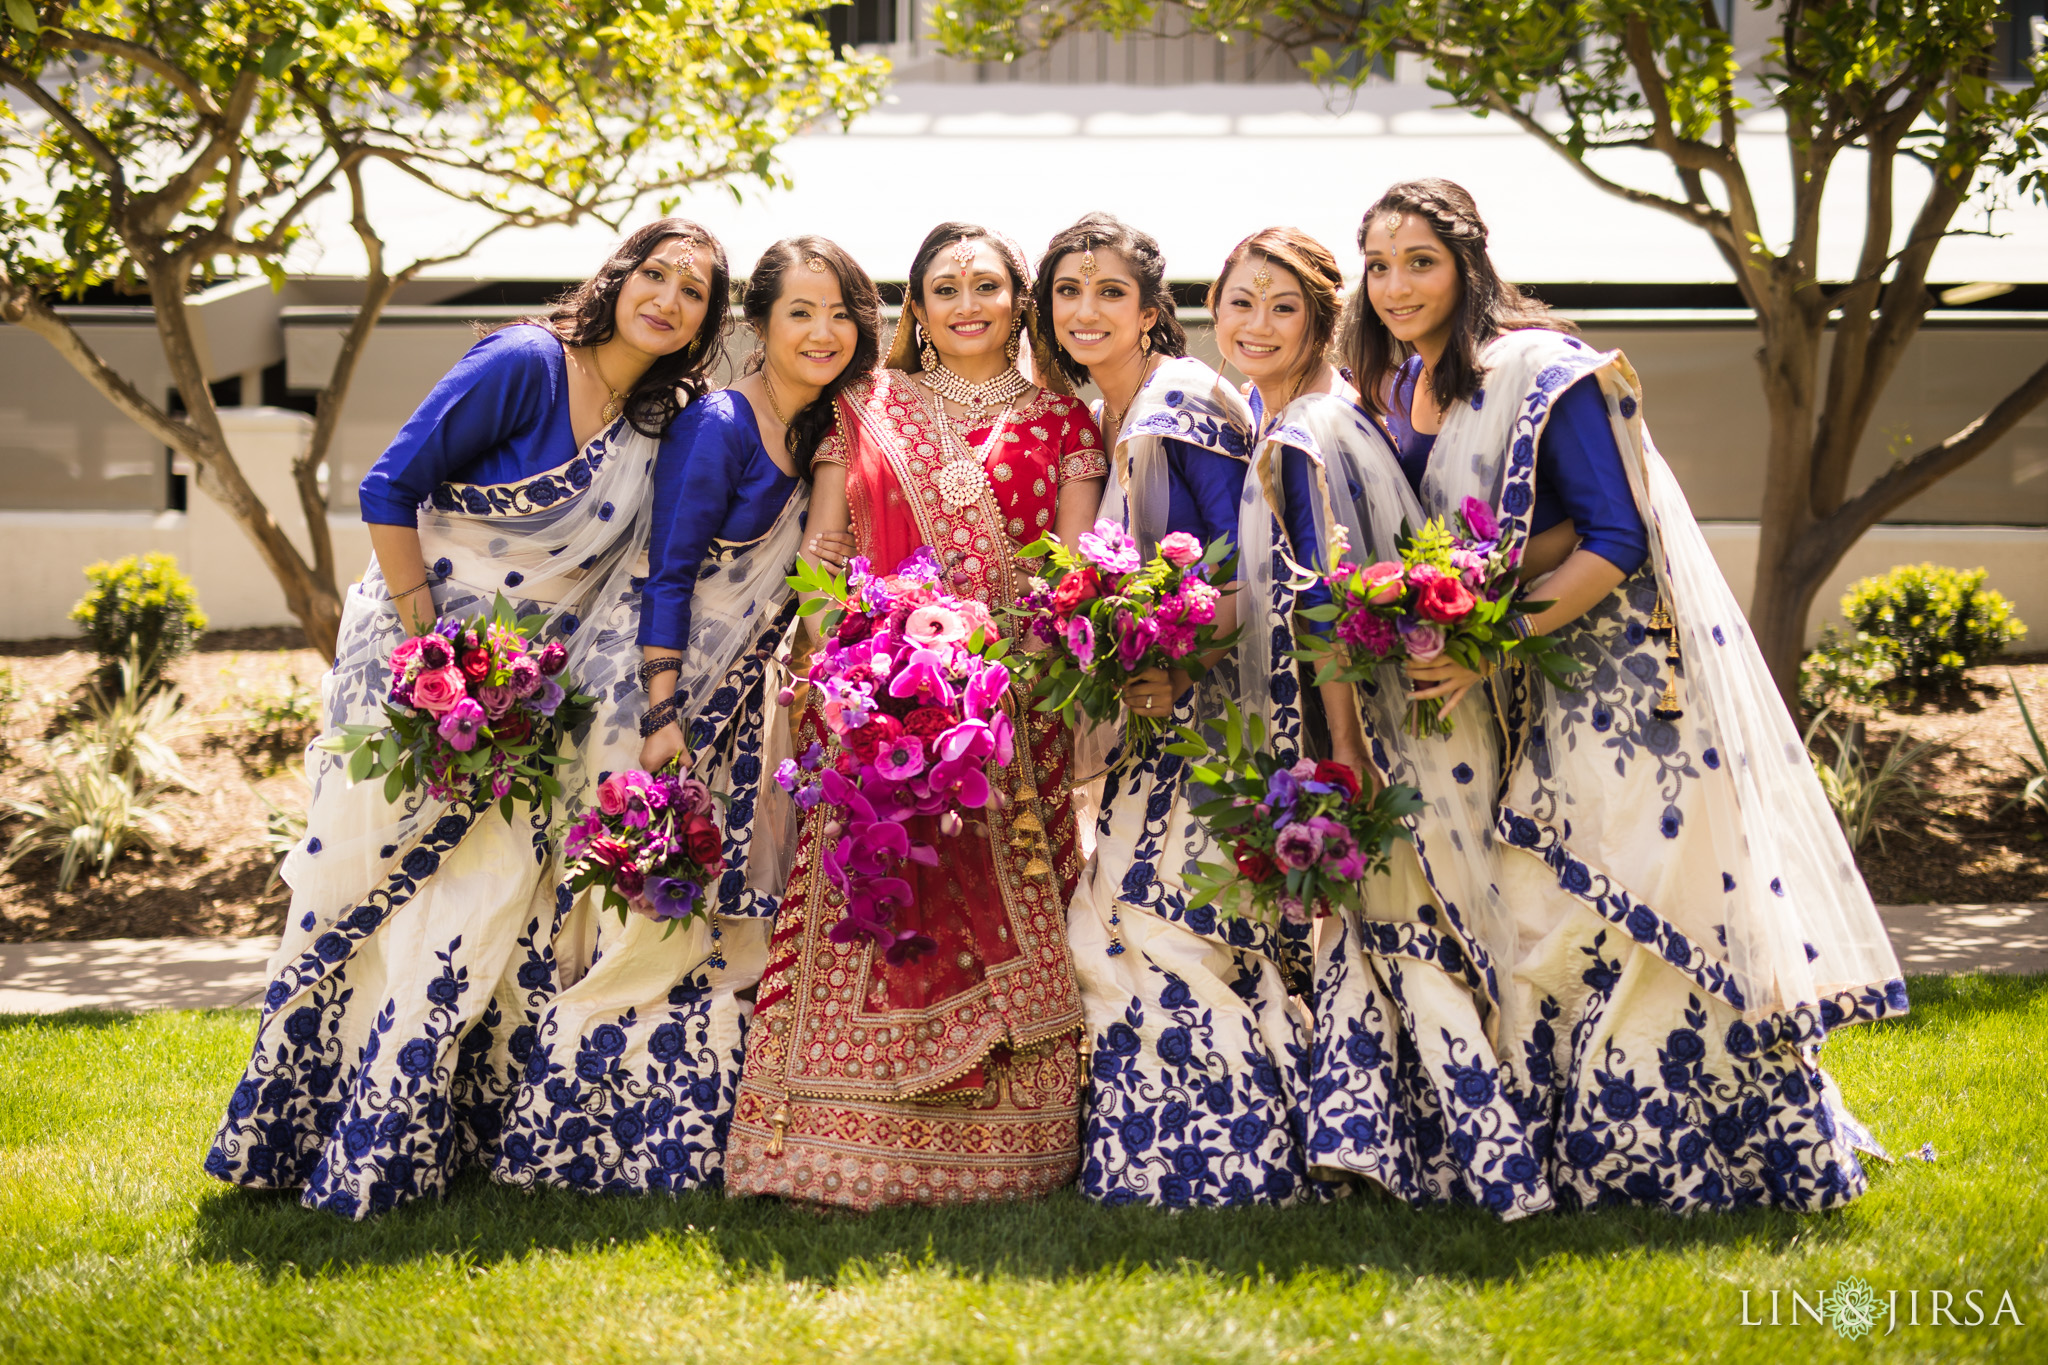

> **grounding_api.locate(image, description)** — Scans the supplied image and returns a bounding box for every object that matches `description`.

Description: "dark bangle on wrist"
[638,697,681,737]
[638,657,683,693]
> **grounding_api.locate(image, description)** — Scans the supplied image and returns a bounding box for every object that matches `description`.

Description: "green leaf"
[4,0,40,33]
[348,744,375,784]
[382,765,406,804]
[260,35,300,79]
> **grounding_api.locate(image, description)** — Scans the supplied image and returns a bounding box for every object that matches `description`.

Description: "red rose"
[902,707,954,740]
[833,750,861,777]
[1313,760,1363,802]
[1234,843,1278,883]
[843,713,903,763]
[1050,567,1101,615]
[836,612,873,644]
[1416,574,1476,623]
[460,648,492,680]
[685,813,723,867]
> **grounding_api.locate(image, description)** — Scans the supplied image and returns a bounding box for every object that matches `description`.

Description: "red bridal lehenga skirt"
[726,699,1086,1210]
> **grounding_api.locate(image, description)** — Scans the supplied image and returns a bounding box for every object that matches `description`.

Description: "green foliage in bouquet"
[1171,701,1422,929]
[317,595,595,823]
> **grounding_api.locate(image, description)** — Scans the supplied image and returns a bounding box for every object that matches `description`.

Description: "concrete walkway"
[1,905,2044,1015]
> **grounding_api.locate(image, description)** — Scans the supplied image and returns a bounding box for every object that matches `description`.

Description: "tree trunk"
[148,264,345,658]
[1746,301,1827,713]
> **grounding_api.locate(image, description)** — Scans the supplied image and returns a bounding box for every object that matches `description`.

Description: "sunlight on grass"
[2,976,2043,1363]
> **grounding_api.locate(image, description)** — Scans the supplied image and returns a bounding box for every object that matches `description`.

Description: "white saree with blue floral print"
[1068,357,1331,1206]
[206,416,664,1218]
[1286,329,1903,1218]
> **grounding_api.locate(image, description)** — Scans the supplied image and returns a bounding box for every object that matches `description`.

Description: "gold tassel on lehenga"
[1012,782,1052,880]
[1647,595,1685,721]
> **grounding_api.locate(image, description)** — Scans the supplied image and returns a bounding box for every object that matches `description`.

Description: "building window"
[814,0,896,54]
[2000,2,2048,80]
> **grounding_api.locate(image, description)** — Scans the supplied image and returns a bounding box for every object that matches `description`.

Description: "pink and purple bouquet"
[1175,704,1420,928]
[1301,497,1578,737]
[561,768,724,929]
[318,593,595,819]
[777,547,1017,965]
[1012,519,1236,748]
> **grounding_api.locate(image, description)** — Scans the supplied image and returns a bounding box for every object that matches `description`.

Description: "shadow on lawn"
[190,1175,1845,1287]
[170,972,2041,1287]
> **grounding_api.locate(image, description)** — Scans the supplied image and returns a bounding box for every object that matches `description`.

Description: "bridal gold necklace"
[918,354,1029,511]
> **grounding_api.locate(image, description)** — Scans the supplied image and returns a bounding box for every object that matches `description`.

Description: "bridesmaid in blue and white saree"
[1043,215,1343,1206]
[1305,178,1904,1216]
[205,219,732,1218]
[492,237,877,1194]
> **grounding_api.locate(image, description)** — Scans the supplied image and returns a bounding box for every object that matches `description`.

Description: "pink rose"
[1358,561,1406,605]
[410,665,468,715]
[1159,532,1203,567]
[596,773,630,816]
[1399,620,1446,661]
[389,636,425,673]
[476,684,517,719]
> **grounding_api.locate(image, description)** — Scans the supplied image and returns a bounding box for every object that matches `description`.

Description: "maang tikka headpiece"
[1079,244,1098,282]
[948,237,979,270]
[803,255,828,273]
[1252,258,1273,301]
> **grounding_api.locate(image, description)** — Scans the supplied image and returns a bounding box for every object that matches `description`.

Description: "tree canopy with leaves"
[940,0,2048,698]
[2,1,886,654]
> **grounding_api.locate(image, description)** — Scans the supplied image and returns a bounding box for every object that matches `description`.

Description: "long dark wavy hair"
[1031,212,1187,389]
[740,235,881,481]
[1341,179,1568,417]
[884,221,1069,392]
[506,217,731,437]
[1206,226,1345,398]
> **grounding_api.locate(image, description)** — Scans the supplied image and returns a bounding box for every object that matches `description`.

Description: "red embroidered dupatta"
[727,370,1097,1210]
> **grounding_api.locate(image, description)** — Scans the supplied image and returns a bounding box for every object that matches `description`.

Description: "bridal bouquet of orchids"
[1300,497,1579,737]
[777,547,1019,966]
[1175,702,1421,928]
[561,768,724,931]
[1012,519,1236,750]
[318,594,594,819]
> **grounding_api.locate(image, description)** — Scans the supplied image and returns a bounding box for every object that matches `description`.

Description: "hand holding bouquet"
[1013,519,1236,749]
[319,594,595,819]
[1301,497,1578,737]
[561,768,724,932]
[1175,703,1421,927]
[778,547,1020,965]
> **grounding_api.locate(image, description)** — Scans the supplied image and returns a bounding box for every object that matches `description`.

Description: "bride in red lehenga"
[725,223,1107,1209]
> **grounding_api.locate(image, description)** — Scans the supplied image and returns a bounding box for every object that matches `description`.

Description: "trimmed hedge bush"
[69,552,208,691]
[1809,563,2026,703]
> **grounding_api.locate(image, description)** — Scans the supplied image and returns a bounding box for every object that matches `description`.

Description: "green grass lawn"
[2,975,2044,1364]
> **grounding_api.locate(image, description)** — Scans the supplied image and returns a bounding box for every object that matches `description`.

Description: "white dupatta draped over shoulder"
[1426,329,1903,1044]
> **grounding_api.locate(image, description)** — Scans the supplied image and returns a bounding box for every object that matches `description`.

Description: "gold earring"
[1005,318,1022,363]
[917,323,939,372]
[1140,331,1153,355]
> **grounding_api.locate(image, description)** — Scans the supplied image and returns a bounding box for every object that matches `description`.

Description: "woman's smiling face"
[763,264,857,391]
[1213,252,1310,389]
[1048,247,1155,373]
[612,236,711,357]
[1362,212,1461,356]
[913,237,1017,367]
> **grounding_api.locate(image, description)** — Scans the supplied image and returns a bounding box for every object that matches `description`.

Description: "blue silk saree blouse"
[358,324,590,528]
[1385,354,1648,575]
[639,389,799,651]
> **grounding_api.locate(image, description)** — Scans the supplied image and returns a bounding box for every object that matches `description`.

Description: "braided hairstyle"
[740,235,881,481]
[1031,212,1187,389]
[505,217,731,436]
[1341,178,1568,417]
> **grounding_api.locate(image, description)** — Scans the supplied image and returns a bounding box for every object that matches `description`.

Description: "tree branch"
[0,260,209,463]
[0,59,127,211]
[59,28,221,119]
[1810,356,2048,571]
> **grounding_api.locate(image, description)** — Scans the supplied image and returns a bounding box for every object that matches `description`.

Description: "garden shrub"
[1835,563,2026,699]
[1799,626,1899,711]
[69,552,207,691]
